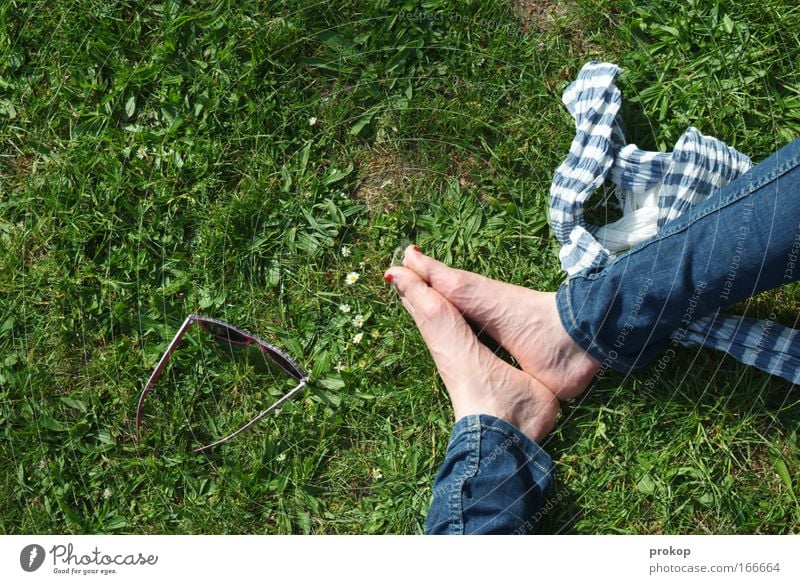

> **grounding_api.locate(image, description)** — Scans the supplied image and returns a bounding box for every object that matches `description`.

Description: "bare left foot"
[384,266,560,443]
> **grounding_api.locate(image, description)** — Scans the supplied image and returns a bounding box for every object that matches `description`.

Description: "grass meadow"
[2,0,799,534]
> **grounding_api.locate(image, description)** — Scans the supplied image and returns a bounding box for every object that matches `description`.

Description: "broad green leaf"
[321,163,354,185]
[319,376,345,391]
[59,396,87,413]
[103,516,129,531]
[774,458,796,501]
[311,386,341,407]
[636,474,656,494]
[722,14,734,34]
[349,114,374,136]
[95,430,116,445]
[125,94,136,118]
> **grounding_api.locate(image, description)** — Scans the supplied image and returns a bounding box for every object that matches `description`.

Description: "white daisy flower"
[339,303,352,313]
[341,246,351,257]
[308,116,318,126]
[371,468,383,480]
[136,146,148,160]
[352,332,364,344]
[352,315,365,328]
[345,271,360,285]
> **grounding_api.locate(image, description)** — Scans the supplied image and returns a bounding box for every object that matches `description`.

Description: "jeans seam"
[448,420,480,535]
[557,282,619,365]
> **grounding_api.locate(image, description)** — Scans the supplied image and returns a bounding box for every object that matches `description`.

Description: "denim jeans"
[557,137,800,372]
[426,138,800,534]
[425,415,554,534]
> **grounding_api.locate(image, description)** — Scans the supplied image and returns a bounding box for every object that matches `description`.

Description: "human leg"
[425,414,554,535]
[556,137,800,373]
[382,266,559,534]
[403,138,800,396]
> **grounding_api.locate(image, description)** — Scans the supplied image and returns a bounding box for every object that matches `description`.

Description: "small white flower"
[352,314,365,328]
[136,146,148,160]
[341,246,351,257]
[345,271,360,285]
[276,453,287,462]
[103,487,112,499]
[339,303,352,313]
[352,332,364,344]
[371,468,383,480]
[334,362,347,373]
[308,116,318,126]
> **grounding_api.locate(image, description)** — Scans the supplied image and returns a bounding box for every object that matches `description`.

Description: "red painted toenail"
[413,245,421,253]
[384,274,394,283]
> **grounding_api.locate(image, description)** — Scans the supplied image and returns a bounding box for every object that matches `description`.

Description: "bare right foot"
[401,245,601,401]
[383,266,560,444]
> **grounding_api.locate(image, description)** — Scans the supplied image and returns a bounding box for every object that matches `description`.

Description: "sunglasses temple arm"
[192,378,308,453]
[135,315,197,442]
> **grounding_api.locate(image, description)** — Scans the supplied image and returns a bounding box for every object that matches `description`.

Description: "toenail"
[413,245,421,253]
[384,274,394,283]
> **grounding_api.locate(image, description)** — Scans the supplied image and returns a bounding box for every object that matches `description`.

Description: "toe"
[402,244,432,281]
[402,244,468,298]
[385,266,470,342]
[385,265,427,298]
[385,266,444,320]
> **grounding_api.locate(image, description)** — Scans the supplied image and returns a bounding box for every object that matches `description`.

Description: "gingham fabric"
[550,61,800,384]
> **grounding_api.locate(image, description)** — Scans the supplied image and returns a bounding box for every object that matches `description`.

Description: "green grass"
[1,0,799,534]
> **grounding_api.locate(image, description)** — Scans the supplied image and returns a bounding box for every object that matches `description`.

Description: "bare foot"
[384,266,560,443]
[401,245,600,400]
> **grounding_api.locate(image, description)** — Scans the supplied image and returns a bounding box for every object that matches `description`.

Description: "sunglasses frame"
[135,314,309,453]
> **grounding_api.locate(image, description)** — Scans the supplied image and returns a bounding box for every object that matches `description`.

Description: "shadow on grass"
[538,349,799,534]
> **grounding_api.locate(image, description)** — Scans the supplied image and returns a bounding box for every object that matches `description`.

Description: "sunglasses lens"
[143,321,302,451]
[199,321,250,344]
[200,322,300,379]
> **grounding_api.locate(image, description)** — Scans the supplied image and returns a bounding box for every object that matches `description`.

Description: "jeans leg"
[425,415,554,535]
[556,138,800,372]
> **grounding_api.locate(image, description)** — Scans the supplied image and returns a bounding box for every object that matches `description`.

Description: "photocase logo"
[20,544,46,572]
